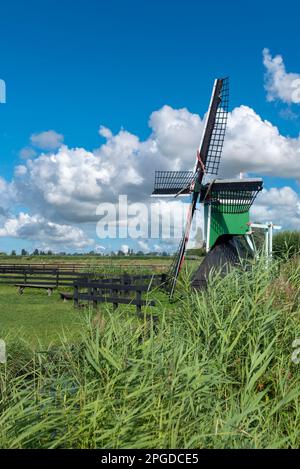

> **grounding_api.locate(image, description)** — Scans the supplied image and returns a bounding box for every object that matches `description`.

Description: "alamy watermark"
[95,195,202,241]
[0,79,6,104]
[291,339,300,364]
[0,340,6,364]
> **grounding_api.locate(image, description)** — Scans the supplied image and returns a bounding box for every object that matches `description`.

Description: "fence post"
[56,269,59,287]
[136,290,142,314]
[122,275,129,297]
[88,283,92,307]
[112,288,118,310]
[92,286,97,309]
[161,273,167,284]
[74,284,79,308]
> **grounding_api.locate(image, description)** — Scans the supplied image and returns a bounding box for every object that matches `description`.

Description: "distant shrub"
[273,230,300,260]
[186,248,206,257]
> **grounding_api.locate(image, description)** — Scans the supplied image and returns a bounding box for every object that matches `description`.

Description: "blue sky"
[1,0,300,253]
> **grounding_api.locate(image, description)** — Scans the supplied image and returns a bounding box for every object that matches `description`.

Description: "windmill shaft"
[169,191,198,297]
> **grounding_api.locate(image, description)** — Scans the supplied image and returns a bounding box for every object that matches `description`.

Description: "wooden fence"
[73,274,167,313]
[0,262,169,271]
[0,266,89,287]
[0,265,167,312]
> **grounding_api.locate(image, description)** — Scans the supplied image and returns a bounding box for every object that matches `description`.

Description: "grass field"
[0,256,185,345]
[0,254,173,266]
[0,276,173,346]
[1,256,300,448]
[0,286,82,346]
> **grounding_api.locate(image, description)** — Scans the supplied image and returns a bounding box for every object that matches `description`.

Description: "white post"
[206,204,211,253]
[268,223,273,259]
[265,228,269,267]
[248,221,281,267]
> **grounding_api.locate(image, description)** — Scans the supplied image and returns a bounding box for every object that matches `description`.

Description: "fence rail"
[73,276,166,313]
[0,262,170,271]
[0,266,89,287]
[0,265,166,313]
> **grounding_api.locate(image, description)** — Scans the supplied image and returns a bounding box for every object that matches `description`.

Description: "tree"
[11,250,16,256]
[21,249,28,256]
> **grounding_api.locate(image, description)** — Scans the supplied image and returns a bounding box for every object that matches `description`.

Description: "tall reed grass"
[1,257,300,448]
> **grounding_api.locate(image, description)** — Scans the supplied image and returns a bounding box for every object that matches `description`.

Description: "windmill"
[151,78,263,296]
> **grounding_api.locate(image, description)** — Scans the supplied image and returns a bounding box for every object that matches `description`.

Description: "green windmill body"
[204,204,249,249]
[152,78,263,295]
[201,178,263,251]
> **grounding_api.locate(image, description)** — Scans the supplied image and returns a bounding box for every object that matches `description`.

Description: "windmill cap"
[205,178,263,192]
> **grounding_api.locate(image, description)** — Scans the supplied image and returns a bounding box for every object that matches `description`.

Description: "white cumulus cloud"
[1,101,300,249]
[9,104,300,233]
[30,130,64,150]
[0,212,93,248]
[263,48,300,104]
[0,177,16,216]
[13,106,203,223]
[14,104,300,228]
[19,147,37,159]
[251,186,300,230]
[220,105,300,179]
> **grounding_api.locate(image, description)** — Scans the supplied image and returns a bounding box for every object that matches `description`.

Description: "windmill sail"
[205,79,229,175]
[168,78,230,296]
[151,78,229,199]
[152,171,194,197]
[196,77,229,175]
